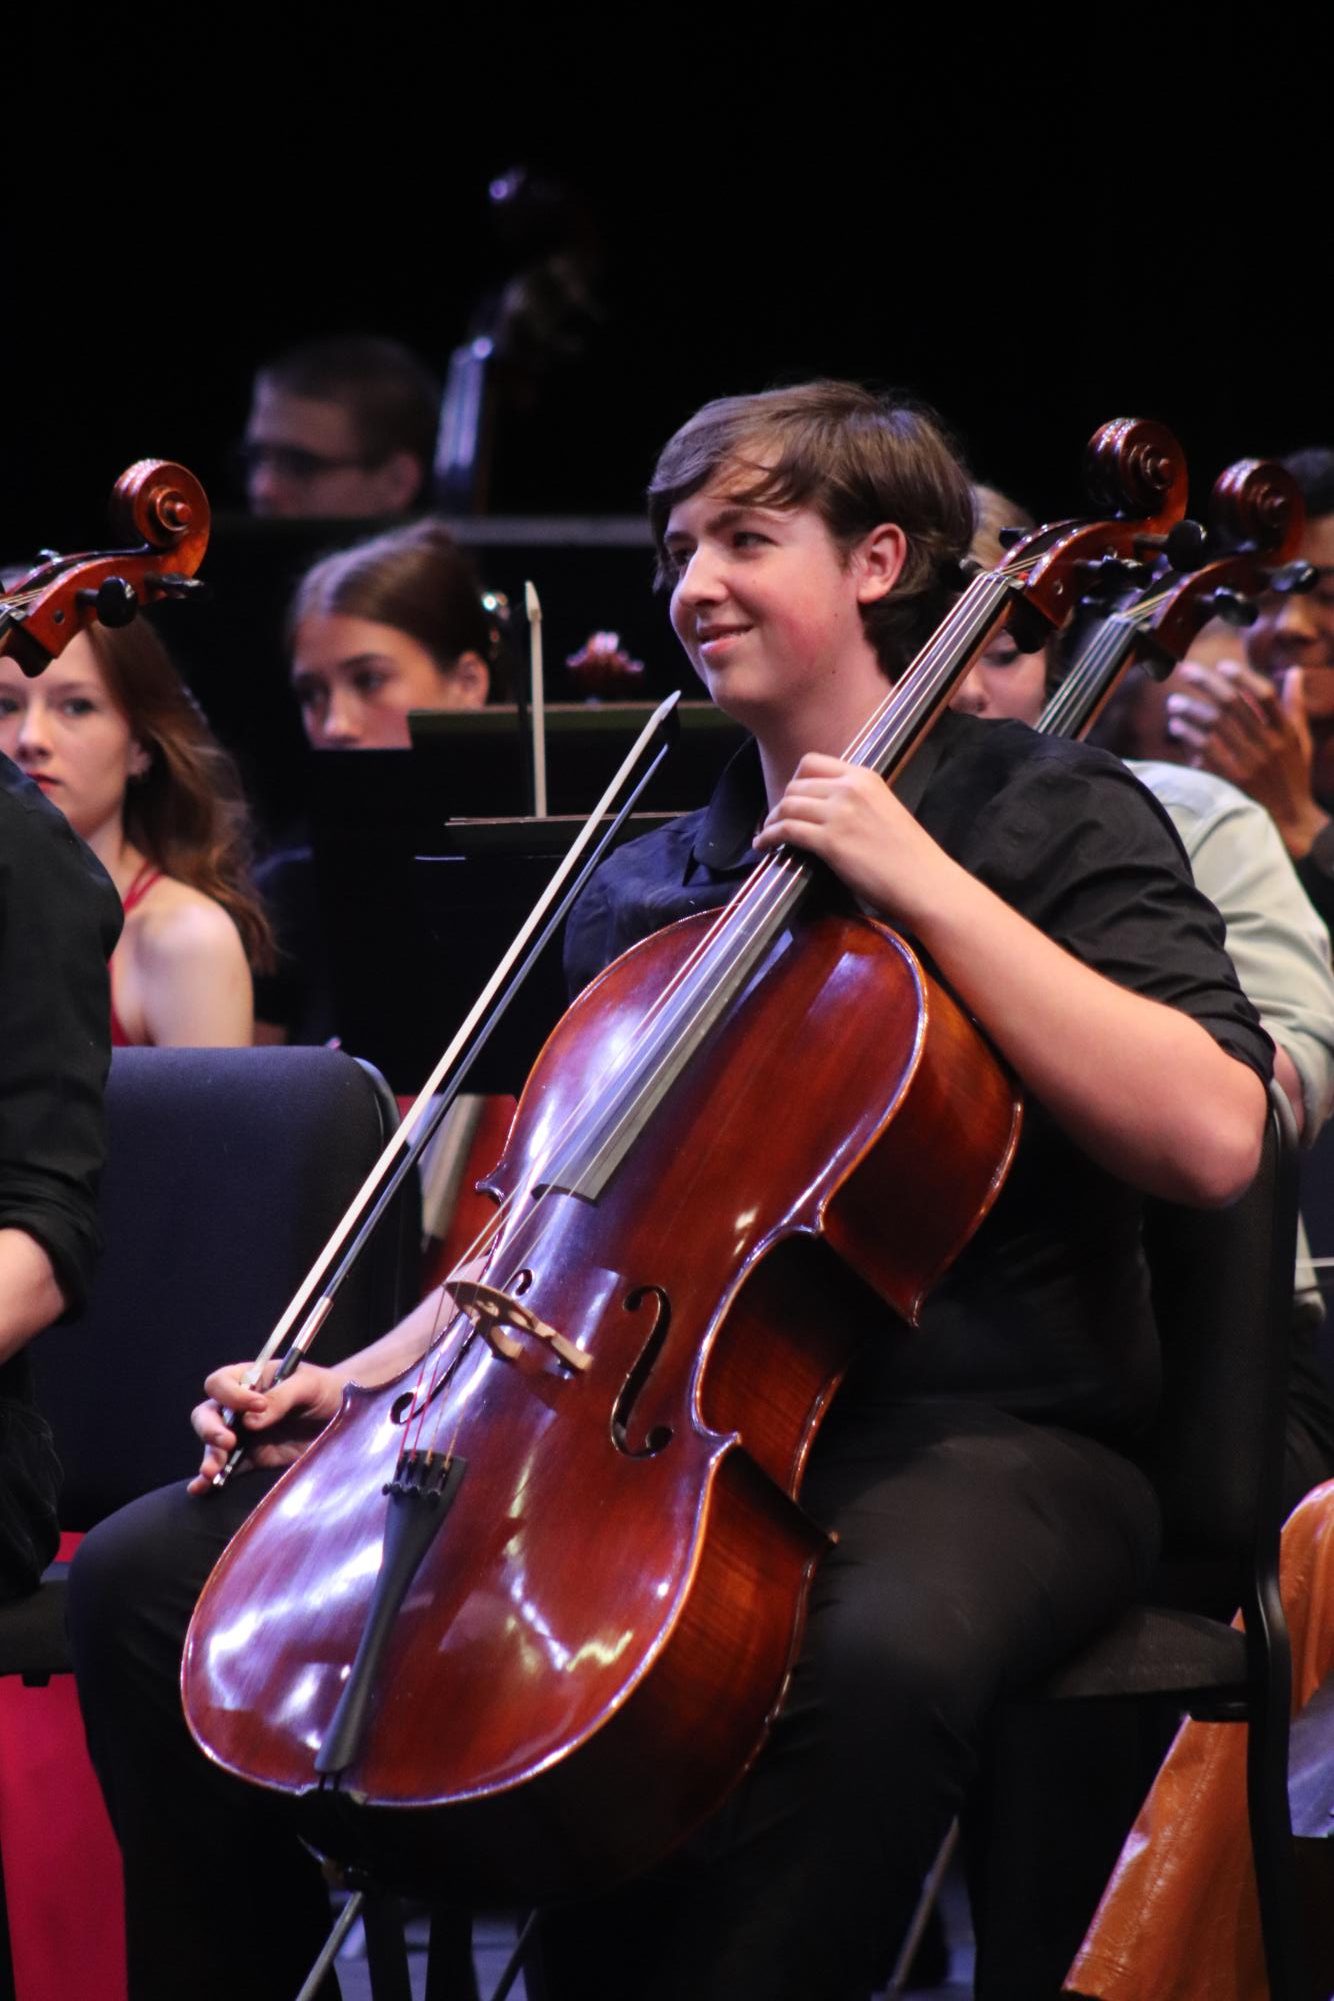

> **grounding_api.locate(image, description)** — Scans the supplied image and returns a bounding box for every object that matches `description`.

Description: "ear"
[375,451,427,512]
[450,652,491,708]
[128,738,152,780]
[855,523,909,605]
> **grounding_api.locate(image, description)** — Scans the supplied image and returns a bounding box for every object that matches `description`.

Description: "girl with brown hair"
[0,620,271,1045]
[287,516,501,750]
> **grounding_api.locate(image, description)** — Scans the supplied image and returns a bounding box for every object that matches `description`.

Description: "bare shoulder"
[129,876,247,973]
[118,874,253,1046]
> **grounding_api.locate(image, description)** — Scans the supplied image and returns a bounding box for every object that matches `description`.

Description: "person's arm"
[0,1228,67,1363]
[1167,659,1329,860]
[137,896,254,1046]
[755,754,1265,1206]
[1168,778,1334,1142]
[0,776,121,1315]
[187,1285,454,1490]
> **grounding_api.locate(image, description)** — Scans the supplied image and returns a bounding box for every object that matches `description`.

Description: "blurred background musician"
[239,335,440,521]
[962,484,1334,1501]
[1097,448,1334,937]
[286,516,499,751]
[0,623,270,1048]
[254,517,504,1046]
[946,484,1334,1998]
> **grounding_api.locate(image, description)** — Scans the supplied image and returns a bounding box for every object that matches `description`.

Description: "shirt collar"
[689,737,767,876]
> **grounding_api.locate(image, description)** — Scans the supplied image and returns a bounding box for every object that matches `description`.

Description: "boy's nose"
[675,547,725,604]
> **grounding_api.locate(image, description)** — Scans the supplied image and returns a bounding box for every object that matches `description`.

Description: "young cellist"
[69,382,1272,2001]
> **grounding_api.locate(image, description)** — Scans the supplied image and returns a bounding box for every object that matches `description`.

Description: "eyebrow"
[664,502,781,545]
[291,654,397,677]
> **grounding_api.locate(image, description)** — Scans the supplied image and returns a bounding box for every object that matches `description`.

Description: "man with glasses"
[238,335,440,520]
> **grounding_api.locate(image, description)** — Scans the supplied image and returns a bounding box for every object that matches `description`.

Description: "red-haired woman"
[0,622,271,1045]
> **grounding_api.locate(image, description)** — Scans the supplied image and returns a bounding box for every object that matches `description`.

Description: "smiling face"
[0,632,148,842]
[290,611,487,749]
[1247,514,1334,725]
[661,478,904,752]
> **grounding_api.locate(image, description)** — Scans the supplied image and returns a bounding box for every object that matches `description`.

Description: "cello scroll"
[0,459,210,677]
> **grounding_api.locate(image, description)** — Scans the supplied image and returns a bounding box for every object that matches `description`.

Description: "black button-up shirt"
[0,756,121,1323]
[563,712,1272,1445]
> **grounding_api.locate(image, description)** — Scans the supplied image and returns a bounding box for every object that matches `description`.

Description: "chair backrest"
[32,1046,419,1531]
[1142,1082,1298,1573]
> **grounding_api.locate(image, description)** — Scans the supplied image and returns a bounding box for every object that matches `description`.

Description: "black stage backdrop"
[2,23,1325,560]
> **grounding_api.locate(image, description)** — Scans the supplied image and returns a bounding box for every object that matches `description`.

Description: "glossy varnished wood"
[183,912,1020,1901]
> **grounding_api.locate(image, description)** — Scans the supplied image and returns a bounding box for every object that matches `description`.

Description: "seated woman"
[0,621,270,1046]
[257,517,504,1043]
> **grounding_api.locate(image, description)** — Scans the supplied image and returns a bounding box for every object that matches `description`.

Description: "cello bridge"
[445,1278,591,1374]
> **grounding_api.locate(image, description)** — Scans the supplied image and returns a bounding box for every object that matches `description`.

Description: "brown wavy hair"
[85,620,274,972]
[648,381,975,677]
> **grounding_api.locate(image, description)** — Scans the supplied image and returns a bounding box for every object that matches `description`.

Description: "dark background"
[3,24,1324,564]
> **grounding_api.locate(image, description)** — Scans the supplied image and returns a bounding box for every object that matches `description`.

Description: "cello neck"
[542,567,1019,1201]
[841,566,1014,780]
[1035,608,1141,742]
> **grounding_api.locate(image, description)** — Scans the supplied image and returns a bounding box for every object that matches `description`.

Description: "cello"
[182,417,1190,1907]
[1038,456,1311,743]
[0,460,209,672]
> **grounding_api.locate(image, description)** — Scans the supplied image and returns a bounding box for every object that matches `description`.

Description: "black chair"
[0,1046,419,1995]
[969,1082,1309,1999]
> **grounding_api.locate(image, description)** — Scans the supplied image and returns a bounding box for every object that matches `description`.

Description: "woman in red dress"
[0,619,270,1045]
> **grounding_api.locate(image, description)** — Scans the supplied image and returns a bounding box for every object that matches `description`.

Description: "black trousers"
[68,1398,1158,2001]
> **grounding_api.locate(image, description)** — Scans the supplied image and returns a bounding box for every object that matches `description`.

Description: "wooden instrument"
[1038,458,1309,742]
[0,460,209,676]
[182,419,1187,1907]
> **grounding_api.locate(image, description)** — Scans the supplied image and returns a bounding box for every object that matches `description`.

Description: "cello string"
[564,541,1166,1201]
[404,535,1199,1449]
[404,1278,470,1459]
[1041,621,1134,737]
[1039,584,1175,738]
[512,531,1246,1270]
[424,556,1156,1317]
[416,573,1021,1284]
[442,564,1029,1255]
[528,569,1026,1184]
[402,578,1021,1437]
[406,549,1083,1441]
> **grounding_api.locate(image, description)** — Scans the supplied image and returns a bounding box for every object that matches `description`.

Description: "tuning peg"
[76,576,139,627]
[1161,520,1209,571]
[1075,554,1153,595]
[1270,561,1317,596]
[144,573,210,601]
[1204,588,1258,627]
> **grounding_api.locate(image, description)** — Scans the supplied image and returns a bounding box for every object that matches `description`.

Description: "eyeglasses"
[232,441,379,484]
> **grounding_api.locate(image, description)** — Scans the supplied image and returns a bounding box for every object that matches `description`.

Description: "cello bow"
[182,418,1200,1911]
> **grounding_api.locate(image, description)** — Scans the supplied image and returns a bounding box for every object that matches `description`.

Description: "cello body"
[183,907,1020,1903]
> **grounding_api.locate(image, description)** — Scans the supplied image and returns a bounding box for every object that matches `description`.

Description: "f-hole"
[611,1285,673,1458]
